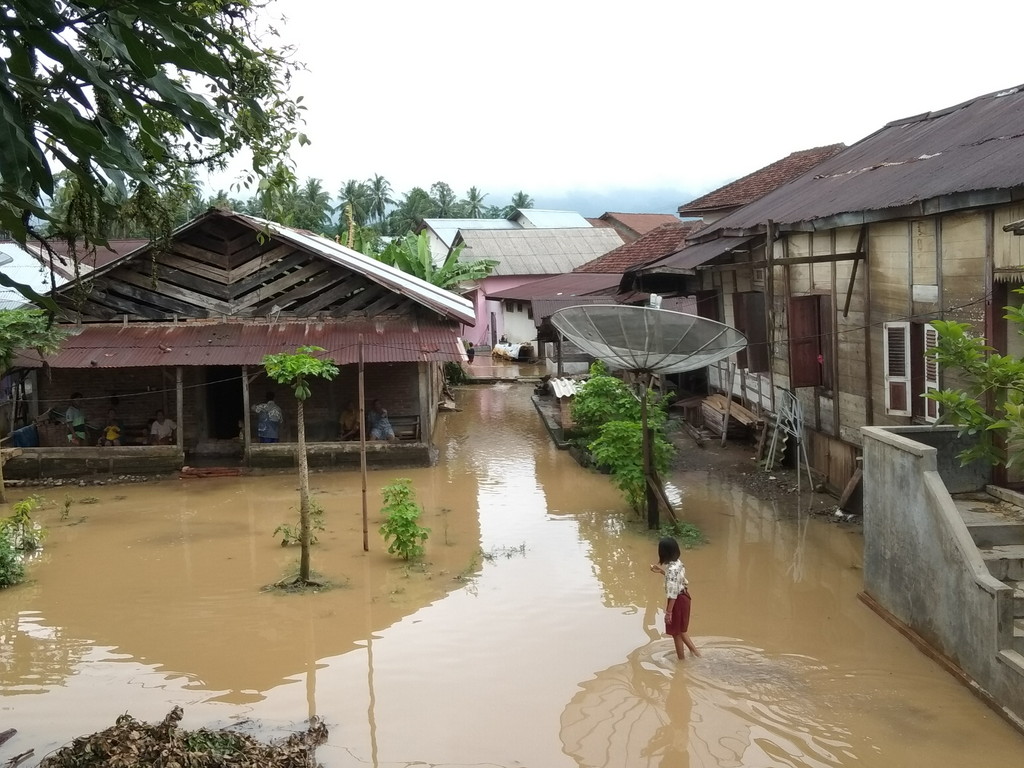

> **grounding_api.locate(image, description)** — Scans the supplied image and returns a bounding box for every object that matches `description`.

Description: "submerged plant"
[275,499,326,547]
[0,534,24,588]
[1,495,47,551]
[659,520,706,549]
[379,479,430,560]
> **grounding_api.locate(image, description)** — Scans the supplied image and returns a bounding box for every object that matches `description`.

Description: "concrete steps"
[980,545,1024,581]
[966,519,1024,548]
[1016,619,1024,655]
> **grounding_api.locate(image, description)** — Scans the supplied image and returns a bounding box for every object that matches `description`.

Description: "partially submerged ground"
[666,419,841,519]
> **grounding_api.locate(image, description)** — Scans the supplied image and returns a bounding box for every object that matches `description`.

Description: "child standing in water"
[650,536,701,660]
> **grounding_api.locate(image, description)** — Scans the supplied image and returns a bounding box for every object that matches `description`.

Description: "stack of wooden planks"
[700,393,760,439]
[180,466,248,478]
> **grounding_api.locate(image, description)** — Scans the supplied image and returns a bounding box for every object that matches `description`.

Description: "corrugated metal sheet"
[698,85,1024,233]
[532,296,614,325]
[455,228,624,275]
[548,377,583,398]
[636,237,755,275]
[421,218,519,248]
[489,272,621,301]
[12,319,464,369]
[513,209,592,228]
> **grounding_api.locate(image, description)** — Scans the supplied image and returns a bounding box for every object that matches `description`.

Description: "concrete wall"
[861,425,1024,725]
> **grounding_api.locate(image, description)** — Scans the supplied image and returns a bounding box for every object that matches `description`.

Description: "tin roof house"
[6,208,474,478]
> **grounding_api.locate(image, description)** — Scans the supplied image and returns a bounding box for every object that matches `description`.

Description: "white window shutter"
[923,325,940,422]
[883,322,911,416]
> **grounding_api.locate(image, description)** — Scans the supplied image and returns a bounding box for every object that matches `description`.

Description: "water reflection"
[561,639,853,768]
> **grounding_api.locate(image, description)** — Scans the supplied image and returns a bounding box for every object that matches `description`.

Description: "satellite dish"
[551,304,747,529]
[550,304,746,375]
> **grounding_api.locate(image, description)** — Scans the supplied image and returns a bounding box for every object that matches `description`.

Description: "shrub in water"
[379,479,430,560]
[0,533,25,588]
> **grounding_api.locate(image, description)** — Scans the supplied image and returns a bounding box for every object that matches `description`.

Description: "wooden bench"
[389,415,421,442]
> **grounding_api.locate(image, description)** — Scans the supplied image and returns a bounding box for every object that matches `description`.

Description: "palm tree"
[290,177,333,232]
[510,190,534,210]
[388,187,435,236]
[461,186,488,218]
[429,181,458,217]
[367,174,394,228]
[337,179,372,227]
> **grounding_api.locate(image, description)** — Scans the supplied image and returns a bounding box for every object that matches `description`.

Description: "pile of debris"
[8,707,328,768]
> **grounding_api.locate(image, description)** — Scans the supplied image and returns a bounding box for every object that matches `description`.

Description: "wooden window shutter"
[884,322,911,416]
[789,296,822,388]
[732,292,748,369]
[744,292,770,373]
[817,294,833,390]
[923,324,940,422]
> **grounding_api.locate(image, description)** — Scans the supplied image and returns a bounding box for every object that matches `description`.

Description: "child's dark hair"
[658,536,681,565]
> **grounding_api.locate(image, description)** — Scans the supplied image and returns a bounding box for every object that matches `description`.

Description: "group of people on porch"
[63,394,177,446]
[61,392,400,446]
[252,393,397,444]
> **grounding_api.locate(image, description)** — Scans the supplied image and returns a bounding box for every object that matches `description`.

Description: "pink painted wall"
[460,275,548,346]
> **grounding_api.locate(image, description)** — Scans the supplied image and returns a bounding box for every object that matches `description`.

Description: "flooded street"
[2,382,1023,767]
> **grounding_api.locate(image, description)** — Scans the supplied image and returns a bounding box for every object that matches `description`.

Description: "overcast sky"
[216,0,1022,213]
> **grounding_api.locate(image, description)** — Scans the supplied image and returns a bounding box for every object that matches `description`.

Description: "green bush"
[379,479,430,560]
[0,534,25,588]
[571,361,667,442]
[589,420,674,514]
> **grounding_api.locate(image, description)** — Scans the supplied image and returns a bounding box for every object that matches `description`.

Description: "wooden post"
[359,334,368,552]
[242,364,251,462]
[642,378,658,530]
[175,367,184,453]
[556,336,564,377]
[721,361,736,446]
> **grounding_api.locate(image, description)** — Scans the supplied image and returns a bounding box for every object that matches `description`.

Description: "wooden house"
[6,208,474,478]
[625,85,1024,491]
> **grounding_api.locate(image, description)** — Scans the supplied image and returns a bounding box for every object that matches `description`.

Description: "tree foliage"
[0,309,66,372]
[2,0,304,303]
[571,361,674,513]
[927,307,1024,466]
[375,231,497,290]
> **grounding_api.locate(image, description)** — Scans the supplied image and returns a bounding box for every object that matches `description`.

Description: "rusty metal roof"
[13,318,464,369]
[489,272,621,301]
[696,85,1024,235]
[633,236,756,276]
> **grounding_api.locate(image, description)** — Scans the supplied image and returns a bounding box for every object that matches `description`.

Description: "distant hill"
[526,188,699,218]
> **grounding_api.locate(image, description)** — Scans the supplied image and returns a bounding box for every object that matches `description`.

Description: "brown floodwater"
[1,382,1022,767]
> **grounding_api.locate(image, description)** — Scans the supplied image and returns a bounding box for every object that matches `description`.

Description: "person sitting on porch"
[253,391,283,443]
[149,410,177,445]
[64,393,87,445]
[368,399,396,441]
[340,401,360,440]
[98,408,123,446]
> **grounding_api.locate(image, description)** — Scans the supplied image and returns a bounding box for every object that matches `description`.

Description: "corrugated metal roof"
[635,236,755,275]
[512,209,592,229]
[678,144,846,216]
[0,243,70,309]
[699,85,1024,234]
[455,228,624,275]
[531,296,613,325]
[12,318,464,369]
[62,209,476,327]
[236,214,476,325]
[575,222,702,274]
[421,218,519,248]
[548,377,583,398]
[489,272,620,301]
